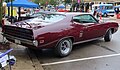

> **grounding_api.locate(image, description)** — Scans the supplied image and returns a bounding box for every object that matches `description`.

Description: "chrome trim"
[3,34,34,45]
[73,37,103,45]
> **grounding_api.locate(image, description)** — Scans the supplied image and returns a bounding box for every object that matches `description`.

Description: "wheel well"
[104,12,107,14]
[104,13,107,16]
[69,37,74,43]
[104,28,114,37]
[110,28,114,34]
[55,37,74,48]
[62,37,74,43]
[58,37,74,44]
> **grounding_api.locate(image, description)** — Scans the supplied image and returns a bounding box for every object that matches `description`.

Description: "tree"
[32,0,46,5]
[49,0,56,5]
[66,0,71,3]
[0,0,3,27]
[32,0,57,6]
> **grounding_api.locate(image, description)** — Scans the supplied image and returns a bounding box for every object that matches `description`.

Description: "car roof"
[32,11,92,17]
[55,12,91,16]
[100,4,113,6]
[92,4,100,7]
[35,11,90,15]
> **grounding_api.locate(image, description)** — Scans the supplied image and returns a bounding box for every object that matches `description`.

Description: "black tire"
[111,15,114,17]
[55,38,72,57]
[104,13,108,17]
[104,29,112,42]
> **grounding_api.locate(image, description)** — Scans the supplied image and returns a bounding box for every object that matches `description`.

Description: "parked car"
[2,12,119,57]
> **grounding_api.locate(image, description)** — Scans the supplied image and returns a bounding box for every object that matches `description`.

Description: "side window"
[72,16,80,23]
[73,14,98,24]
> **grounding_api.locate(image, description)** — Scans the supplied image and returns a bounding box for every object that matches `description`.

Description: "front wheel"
[104,30,112,42]
[55,38,73,57]
[104,13,108,17]
[111,15,114,17]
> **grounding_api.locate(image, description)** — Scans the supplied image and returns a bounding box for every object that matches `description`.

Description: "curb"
[27,49,44,70]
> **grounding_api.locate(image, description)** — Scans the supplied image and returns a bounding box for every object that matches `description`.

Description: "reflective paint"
[42,53,120,66]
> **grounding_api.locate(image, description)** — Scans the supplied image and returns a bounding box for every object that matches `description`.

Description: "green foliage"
[49,0,56,5]
[31,0,45,5]
[34,0,40,4]
[66,0,71,3]
[5,0,14,2]
[0,0,3,27]
[32,0,56,6]
[40,0,46,5]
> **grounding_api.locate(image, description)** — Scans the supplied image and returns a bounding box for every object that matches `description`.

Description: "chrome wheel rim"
[60,40,71,55]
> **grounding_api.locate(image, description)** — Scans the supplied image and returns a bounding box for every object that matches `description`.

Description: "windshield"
[103,6,113,9]
[106,6,113,9]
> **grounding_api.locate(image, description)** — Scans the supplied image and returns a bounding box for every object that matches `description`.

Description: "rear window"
[28,14,66,23]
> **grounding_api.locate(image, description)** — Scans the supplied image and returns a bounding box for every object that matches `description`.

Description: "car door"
[72,14,103,41]
[83,23,103,40]
[71,21,86,42]
[80,14,104,40]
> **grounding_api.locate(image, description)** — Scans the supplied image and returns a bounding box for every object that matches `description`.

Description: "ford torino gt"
[2,12,119,57]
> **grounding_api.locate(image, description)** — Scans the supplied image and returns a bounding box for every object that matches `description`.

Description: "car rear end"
[2,25,38,48]
[2,13,67,49]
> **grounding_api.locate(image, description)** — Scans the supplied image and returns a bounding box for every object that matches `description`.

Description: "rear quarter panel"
[32,18,76,48]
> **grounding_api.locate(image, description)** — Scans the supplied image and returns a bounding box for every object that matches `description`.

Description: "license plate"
[15,39,21,44]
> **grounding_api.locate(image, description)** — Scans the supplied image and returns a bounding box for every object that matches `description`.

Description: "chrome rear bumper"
[2,34,34,46]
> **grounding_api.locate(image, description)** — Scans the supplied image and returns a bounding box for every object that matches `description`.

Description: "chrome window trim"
[73,37,103,45]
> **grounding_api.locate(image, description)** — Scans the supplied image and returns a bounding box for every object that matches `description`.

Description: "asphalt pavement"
[37,17,120,70]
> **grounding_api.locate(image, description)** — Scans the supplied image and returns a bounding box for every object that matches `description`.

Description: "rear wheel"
[55,38,72,57]
[104,29,112,42]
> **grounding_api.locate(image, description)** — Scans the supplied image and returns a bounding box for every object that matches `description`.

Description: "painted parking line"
[41,53,120,66]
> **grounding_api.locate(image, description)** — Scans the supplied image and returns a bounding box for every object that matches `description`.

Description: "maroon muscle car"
[2,12,119,57]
